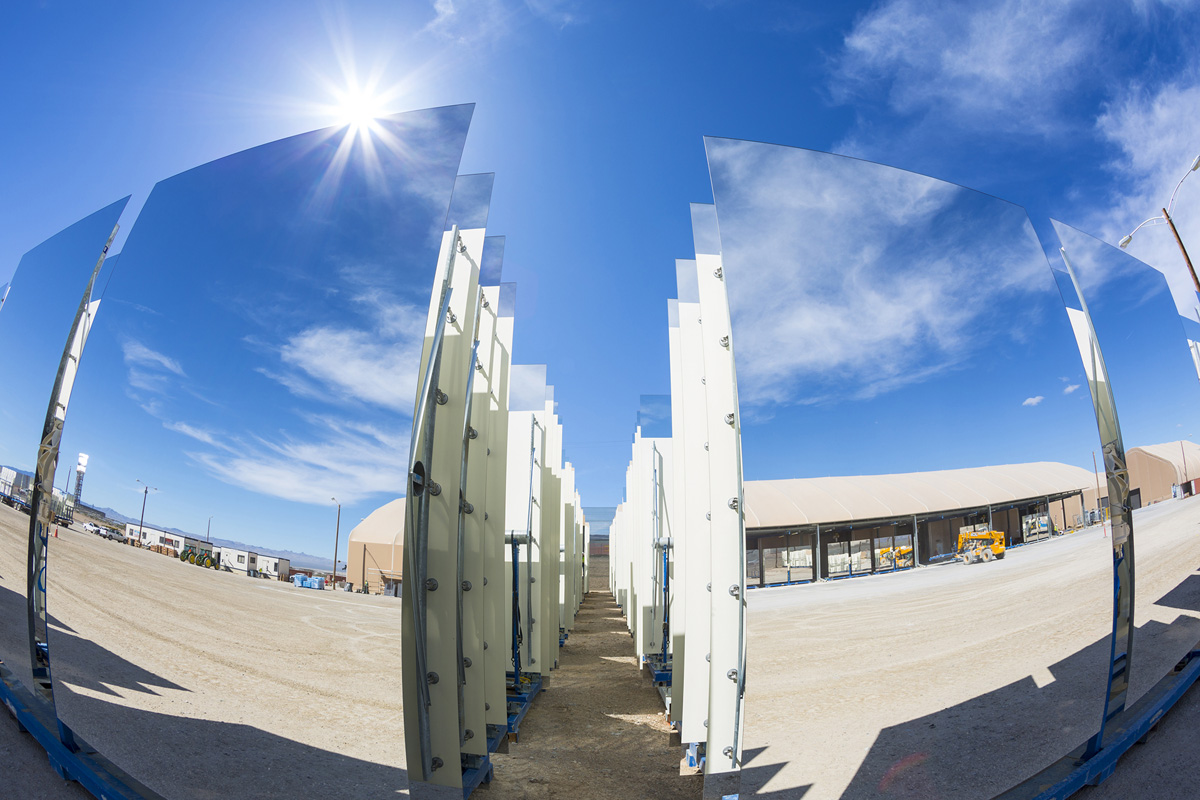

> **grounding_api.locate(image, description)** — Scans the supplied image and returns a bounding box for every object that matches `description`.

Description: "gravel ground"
[740,496,1200,799]
[485,556,702,800]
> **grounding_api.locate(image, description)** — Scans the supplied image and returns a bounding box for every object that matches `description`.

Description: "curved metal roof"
[744,462,1097,530]
[347,498,405,546]
[1127,441,1200,484]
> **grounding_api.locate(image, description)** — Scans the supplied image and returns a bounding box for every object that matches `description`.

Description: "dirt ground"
[484,557,701,800]
[0,508,690,800]
[0,502,408,799]
[6,499,1200,800]
[740,497,1200,799]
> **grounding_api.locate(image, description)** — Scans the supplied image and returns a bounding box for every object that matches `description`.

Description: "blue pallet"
[995,646,1200,799]
[646,655,672,686]
[460,753,493,799]
[0,661,165,799]
[505,672,543,742]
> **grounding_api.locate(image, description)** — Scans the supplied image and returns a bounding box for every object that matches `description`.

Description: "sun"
[333,85,386,132]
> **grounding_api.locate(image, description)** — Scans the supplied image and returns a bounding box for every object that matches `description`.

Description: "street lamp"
[206,515,212,543]
[1119,154,1200,294]
[136,479,157,545]
[331,497,341,586]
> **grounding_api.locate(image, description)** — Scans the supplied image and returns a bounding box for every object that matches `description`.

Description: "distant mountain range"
[7,465,332,571]
[77,500,333,571]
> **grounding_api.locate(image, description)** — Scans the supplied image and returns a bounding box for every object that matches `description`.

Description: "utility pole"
[331,497,341,587]
[136,479,156,545]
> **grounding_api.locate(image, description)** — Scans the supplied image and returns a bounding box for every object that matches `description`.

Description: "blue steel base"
[460,753,493,799]
[645,655,672,686]
[0,660,165,799]
[559,629,568,648]
[684,741,706,770]
[505,672,543,742]
[994,645,1200,799]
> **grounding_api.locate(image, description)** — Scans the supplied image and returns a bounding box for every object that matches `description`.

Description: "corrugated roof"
[1128,441,1200,483]
[744,462,1097,530]
[348,498,405,546]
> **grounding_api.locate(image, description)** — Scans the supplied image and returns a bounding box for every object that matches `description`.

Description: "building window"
[237,555,245,564]
[159,536,166,545]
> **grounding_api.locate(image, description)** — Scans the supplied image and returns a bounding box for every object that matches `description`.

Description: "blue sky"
[3,0,1200,559]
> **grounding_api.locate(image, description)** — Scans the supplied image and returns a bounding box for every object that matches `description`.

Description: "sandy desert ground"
[4,497,1200,800]
[0,502,408,798]
[740,496,1200,799]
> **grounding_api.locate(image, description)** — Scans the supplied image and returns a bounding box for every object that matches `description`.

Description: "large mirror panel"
[1052,220,1200,714]
[45,106,473,798]
[0,199,127,700]
[704,140,1115,799]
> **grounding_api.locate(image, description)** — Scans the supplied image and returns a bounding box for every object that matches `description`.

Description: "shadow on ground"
[740,569,1200,799]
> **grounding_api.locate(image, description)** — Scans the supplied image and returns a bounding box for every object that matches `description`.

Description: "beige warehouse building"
[1126,440,1200,505]
[346,498,404,596]
[744,442,1200,587]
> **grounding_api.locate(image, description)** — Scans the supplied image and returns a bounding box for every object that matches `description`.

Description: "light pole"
[331,497,341,586]
[136,479,157,545]
[1120,155,1200,296]
[206,515,212,543]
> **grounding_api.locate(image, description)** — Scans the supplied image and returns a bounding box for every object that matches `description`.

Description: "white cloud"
[706,139,1051,407]
[122,339,185,394]
[1023,396,1044,406]
[122,340,184,376]
[266,290,426,412]
[422,0,580,46]
[1086,80,1200,320]
[188,414,409,505]
[834,0,1098,136]
[162,421,230,451]
[1064,384,1081,394]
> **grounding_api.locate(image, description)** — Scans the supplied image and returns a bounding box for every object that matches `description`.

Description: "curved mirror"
[704,140,1113,799]
[47,105,473,798]
[0,199,127,702]
[1052,220,1200,715]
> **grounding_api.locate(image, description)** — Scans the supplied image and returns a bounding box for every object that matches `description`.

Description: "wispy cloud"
[162,421,232,451]
[122,339,185,394]
[1064,384,1081,394]
[706,139,1051,407]
[1023,395,1044,406]
[187,413,408,505]
[1085,80,1200,319]
[833,0,1098,138]
[262,285,426,412]
[422,0,581,46]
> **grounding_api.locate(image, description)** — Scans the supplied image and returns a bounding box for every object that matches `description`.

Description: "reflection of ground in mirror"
[0,503,409,799]
[0,504,36,693]
[740,496,1200,800]
[486,556,702,800]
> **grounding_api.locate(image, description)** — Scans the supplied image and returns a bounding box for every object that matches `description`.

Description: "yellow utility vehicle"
[957,526,1005,564]
[878,545,914,569]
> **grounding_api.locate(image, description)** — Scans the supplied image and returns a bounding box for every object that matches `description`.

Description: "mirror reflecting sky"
[1049,220,1200,711]
[0,198,127,695]
[36,105,474,799]
[58,105,472,556]
[705,138,1097,478]
[0,198,129,471]
[704,140,1111,799]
